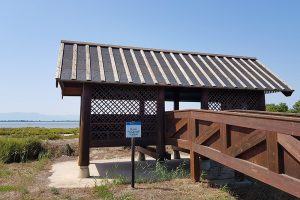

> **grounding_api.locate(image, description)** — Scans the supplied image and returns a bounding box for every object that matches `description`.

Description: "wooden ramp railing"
[165,109,300,198]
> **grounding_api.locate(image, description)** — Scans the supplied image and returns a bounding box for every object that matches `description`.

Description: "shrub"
[0,137,45,163]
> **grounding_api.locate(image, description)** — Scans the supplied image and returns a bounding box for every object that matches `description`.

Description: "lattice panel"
[90,84,160,146]
[207,89,263,111]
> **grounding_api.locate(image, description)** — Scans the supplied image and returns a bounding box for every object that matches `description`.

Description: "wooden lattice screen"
[207,89,264,111]
[89,84,160,147]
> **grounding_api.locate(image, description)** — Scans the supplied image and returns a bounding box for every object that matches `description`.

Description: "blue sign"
[126,122,142,138]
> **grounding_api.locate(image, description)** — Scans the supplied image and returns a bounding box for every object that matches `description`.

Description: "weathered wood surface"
[165,109,300,198]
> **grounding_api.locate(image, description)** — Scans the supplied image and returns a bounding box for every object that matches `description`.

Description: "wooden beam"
[192,143,300,198]
[223,57,257,89]
[85,45,91,81]
[207,56,236,88]
[71,44,77,80]
[189,117,200,182]
[108,47,119,82]
[78,84,91,167]
[267,132,279,173]
[150,51,170,85]
[188,54,216,87]
[119,48,133,83]
[130,49,145,84]
[220,123,228,153]
[167,138,190,150]
[160,52,182,85]
[166,118,188,138]
[226,130,266,157]
[97,46,106,82]
[136,146,158,159]
[55,43,64,79]
[194,123,220,145]
[179,53,204,86]
[156,88,166,160]
[198,55,226,87]
[277,134,300,162]
[140,50,158,84]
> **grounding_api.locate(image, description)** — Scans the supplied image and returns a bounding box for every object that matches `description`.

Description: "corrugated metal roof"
[56,40,293,93]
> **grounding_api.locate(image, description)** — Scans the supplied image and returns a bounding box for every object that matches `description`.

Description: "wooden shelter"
[55,40,293,178]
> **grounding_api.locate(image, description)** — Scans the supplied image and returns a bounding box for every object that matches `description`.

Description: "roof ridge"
[60,40,257,60]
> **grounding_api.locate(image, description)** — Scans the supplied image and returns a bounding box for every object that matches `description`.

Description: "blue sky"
[0,1,299,115]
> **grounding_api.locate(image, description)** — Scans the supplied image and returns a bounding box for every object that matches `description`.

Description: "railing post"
[220,123,228,153]
[189,112,200,182]
[267,132,280,173]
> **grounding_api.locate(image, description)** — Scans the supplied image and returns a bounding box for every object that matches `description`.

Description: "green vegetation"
[0,127,79,140]
[0,185,19,192]
[0,137,45,163]
[0,163,13,178]
[266,100,300,113]
[95,185,114,200]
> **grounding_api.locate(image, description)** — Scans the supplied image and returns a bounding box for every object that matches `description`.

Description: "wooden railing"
[165,109,300,198]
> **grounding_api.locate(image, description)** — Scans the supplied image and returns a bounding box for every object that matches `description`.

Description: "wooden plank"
[140,50,158,84]
[267,132,279,173]
[194,123,220,145]
[223,57,257,88]
[179,53,204,86]
[150,51,170,85]
[136,146,158,159]
[278,134,300,162]
[188,54,216,87]
[119,48,133,83]
[215,56,247,88]
[55,43,64,79]
[71,44,77,80]
[167,138,190,149]
[232,57,266,89]
[240,59,275,89]
[256,60,292,90]
[160,52,182,85]
[220,123,228,153]
[130,49,145,84]
[61,40,257,60]
[226,130,266,157]
[78,84,91,166]
[190,110,300,136]
[206,56,236,88]
[85,45,91,81]
[167,118,188,138]
[198,55,226,87]
[108,47,119,82]
[189,117,200,182]
[192,143,300,198]
[156,88,166,160]
[97,46,106,81]
[172,145,190,153]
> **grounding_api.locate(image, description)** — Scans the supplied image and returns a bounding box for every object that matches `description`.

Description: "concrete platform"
[48,157,190,188]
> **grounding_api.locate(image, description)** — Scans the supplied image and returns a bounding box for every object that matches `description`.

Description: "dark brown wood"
[194,123,220,145]
[201,89,208,109]
[136,146,171,160]
[78,84,91,166]
[277,134,300,162]
[220,123,228,153]
[156,88,166,160]
[192,143,300,198]
[267,132,279,173]
[189,116,200,182]
[226,130,266,157]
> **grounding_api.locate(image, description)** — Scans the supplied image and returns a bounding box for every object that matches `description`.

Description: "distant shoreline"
[0,120,79,122]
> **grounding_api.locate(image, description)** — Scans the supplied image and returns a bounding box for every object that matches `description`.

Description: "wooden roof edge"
[60,40,258,60]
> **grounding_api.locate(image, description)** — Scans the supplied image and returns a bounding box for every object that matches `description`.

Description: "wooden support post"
[220,123,228,153]
[201,89,209,110]
[173,92,181,159]
[137,146,146,161]
[267,132,279,173]
[189,115,200,182]
[156,88,166,161]
[78,84,91,178]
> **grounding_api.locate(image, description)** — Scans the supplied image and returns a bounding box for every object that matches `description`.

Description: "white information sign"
[126,122,141,138]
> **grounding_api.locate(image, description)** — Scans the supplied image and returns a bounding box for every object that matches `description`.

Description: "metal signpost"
[126,122,141,188]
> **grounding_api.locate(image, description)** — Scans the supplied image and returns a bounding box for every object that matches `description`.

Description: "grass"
[0,185,19,192]
[0,163,13,178]
[0,137,45,163]
[95,185,114,200]
[0,127,79,140]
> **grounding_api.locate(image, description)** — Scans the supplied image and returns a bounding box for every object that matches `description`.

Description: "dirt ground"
[0,139,298,200]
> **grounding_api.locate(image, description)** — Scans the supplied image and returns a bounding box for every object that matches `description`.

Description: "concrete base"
[78,166,90,178]
[173,150,181,159]
[137,152,145,161]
